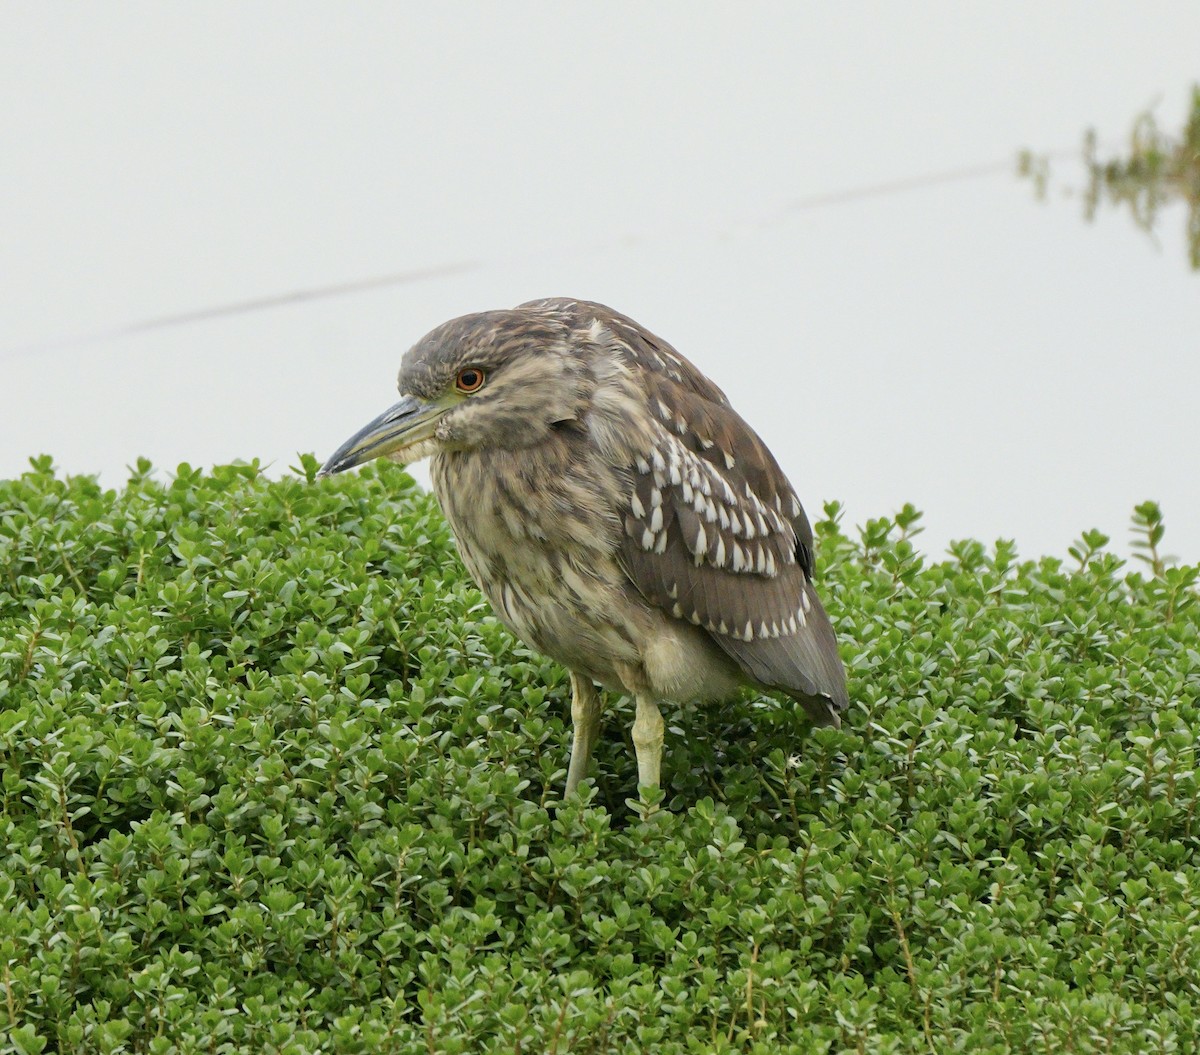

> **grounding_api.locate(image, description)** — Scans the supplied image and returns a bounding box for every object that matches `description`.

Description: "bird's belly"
[431,449,632,679]
[459,533,743,703]
[467,536,641,686]
[432,450,744,702]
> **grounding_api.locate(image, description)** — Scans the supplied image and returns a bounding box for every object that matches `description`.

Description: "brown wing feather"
[528,299,848,721]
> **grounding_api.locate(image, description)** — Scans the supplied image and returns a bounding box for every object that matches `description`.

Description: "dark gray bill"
[319,395,443,476]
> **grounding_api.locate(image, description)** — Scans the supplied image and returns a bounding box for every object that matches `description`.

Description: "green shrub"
[1,457,1197,1053]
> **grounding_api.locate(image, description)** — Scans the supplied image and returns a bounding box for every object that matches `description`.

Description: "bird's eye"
[455,368,485,393]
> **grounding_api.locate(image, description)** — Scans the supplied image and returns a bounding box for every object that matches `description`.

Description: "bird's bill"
[318,394,446,475]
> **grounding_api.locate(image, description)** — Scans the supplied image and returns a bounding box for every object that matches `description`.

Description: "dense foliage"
[1,457,1197,1054]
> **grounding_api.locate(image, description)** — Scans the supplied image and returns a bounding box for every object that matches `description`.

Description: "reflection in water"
[1020,86,1200,270]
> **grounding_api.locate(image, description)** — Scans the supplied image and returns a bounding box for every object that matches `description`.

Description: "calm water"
[3,7,1198,562]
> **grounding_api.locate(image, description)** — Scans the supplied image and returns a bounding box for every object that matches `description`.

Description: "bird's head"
[320,306,595,476]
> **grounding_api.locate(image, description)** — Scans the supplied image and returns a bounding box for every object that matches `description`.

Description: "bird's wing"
[560,302,847,722]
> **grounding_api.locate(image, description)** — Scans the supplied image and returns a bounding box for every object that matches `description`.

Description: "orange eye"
[455,367,485,393]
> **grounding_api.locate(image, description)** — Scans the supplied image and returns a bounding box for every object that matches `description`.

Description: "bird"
[320,298,847,797]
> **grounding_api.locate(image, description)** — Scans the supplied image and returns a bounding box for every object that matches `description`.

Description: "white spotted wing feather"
[589,305,850,723]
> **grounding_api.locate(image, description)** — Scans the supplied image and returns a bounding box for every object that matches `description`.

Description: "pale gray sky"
[3,4,1198,561]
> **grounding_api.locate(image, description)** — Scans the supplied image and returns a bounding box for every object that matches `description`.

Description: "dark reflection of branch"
[1019,86,1200,270]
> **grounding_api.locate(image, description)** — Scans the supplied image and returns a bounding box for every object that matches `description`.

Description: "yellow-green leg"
[631,694,664,789]
[565,672,602,795]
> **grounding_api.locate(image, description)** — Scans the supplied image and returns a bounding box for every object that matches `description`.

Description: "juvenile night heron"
[321,298,847,795]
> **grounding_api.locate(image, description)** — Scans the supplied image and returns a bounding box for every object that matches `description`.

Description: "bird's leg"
[565,672,602,796]
[631,695,664,790]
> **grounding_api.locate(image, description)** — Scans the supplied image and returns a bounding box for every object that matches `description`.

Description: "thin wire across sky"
[3,149,1085,361]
